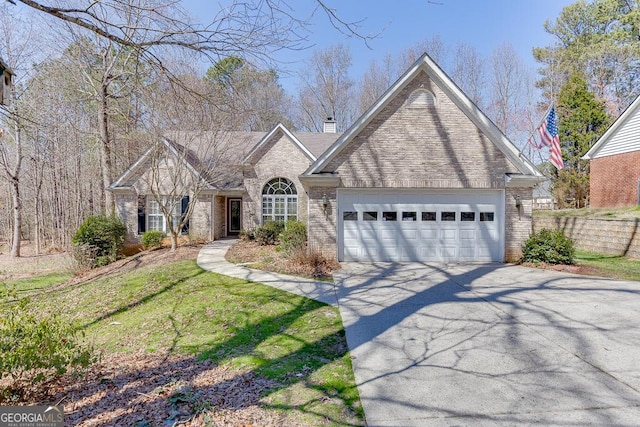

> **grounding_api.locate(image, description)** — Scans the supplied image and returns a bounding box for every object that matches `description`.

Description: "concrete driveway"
[333,263,640,426]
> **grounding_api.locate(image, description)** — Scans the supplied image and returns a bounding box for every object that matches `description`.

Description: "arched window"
[407,88,436,108]
[262,177,297,223]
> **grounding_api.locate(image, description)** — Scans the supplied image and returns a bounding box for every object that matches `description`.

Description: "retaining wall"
[533,216,640,259]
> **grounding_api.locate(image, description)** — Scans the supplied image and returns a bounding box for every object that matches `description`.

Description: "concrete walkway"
[196,239,337,306]
[198,240,640,426]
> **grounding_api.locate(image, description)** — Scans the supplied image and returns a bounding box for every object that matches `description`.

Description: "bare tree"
[60,32,143,216]
[139,71,237,250]
[399,36,449,71]
[451,43,485,108]
[296,44,355,132]
[205,57,293,131]
[6,0,376,67]
[487,43,532,140]
[358,53,398,115]
[0,7,40,257]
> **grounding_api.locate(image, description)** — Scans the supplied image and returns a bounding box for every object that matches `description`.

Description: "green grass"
[5,272,73,295]
[575,250,640,281]
[29,259,363,425]
[534,206,640,218]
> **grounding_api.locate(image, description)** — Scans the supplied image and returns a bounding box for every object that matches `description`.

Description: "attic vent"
[407,89,436,108]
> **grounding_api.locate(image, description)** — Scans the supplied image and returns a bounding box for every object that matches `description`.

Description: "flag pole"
[524,104,553,145]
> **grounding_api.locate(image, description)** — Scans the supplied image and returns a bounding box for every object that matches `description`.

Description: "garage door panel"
[440,246,457,259]
[420,246,438,259]
[379,228,396,240]
[440,229,457,241]
[338,191,504,262]
[460,229,476,240]
[399,229,418,240]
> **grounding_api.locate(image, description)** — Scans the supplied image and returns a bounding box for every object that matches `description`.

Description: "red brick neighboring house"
[583,95,640,207]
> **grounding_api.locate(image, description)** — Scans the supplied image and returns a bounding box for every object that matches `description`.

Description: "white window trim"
[261,178,298,223]
[147,197,180,233]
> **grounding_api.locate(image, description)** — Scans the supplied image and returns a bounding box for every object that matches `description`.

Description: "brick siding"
[325,72,520,187]
[310,70,533,261]
[243,131,313,230]
[590,151,640,207]
[307,187,337,258]
[505,188,533,262]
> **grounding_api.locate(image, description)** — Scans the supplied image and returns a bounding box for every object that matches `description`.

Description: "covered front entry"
[337,189,504,262]
[227,198,242,236]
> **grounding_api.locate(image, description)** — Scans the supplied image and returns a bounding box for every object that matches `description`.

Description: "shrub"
[141,230,165,249]
[279,220,307,254]
[290,248,339,280]
[254,221,285,246]
[522,228,575,265]
[239,228,255,241]
[0,286,94,399]
[72,215,126,268]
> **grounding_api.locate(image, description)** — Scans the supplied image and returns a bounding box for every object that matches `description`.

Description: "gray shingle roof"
[163,130,339,190]
[293,132,341,158]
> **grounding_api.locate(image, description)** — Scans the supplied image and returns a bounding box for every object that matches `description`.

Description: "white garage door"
[338,190,504,262]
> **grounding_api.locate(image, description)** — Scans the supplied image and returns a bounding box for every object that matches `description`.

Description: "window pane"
[422,211,436,221]
[147,199,164,232]
[441,212,456,221]
[148,200,160,215]
[343,211,358,221]
[274,197,285,215]
[480,212,495,222]
[262,197,273,215]
[363,211,378,221]
[263,177,297,195]
[461,212,475,221]
[402,211,417,221]
[382,211,397,221]
[286,196,297,219]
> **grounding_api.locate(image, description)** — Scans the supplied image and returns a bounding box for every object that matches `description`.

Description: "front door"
[227,198,242,235]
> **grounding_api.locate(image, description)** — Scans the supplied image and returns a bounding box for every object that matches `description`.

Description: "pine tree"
[552,73,610,208]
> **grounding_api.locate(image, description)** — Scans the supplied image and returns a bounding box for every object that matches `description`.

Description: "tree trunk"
[170,232,178,252]
[99,82,114,216]
[10,176,21,257]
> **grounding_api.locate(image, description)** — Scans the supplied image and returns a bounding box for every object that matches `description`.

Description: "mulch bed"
[225,239,340,281]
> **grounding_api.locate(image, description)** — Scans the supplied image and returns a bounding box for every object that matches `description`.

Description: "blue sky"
[183,0,575,84]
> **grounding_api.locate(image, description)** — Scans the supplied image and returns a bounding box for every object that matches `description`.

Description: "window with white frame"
[147,197,180,233]
[262,178,297,223]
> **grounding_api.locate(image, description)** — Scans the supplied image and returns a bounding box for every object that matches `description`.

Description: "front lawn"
[574,250,640,281]
[5,249,363,426]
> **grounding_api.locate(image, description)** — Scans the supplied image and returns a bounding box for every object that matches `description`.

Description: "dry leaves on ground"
[8,352,304,427]
[225,240,340,281]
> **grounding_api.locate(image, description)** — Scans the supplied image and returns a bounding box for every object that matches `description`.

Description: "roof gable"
[110,131,262,191]
[109,138,204,191]
[583,95,640,160]
[243,123,316,165]
[305,53,541,178]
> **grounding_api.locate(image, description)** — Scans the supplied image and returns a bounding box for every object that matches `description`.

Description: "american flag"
[537,106,564,170]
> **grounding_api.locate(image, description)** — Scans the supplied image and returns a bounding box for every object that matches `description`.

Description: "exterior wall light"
[322,194,329,213]
[514,194,522,208]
